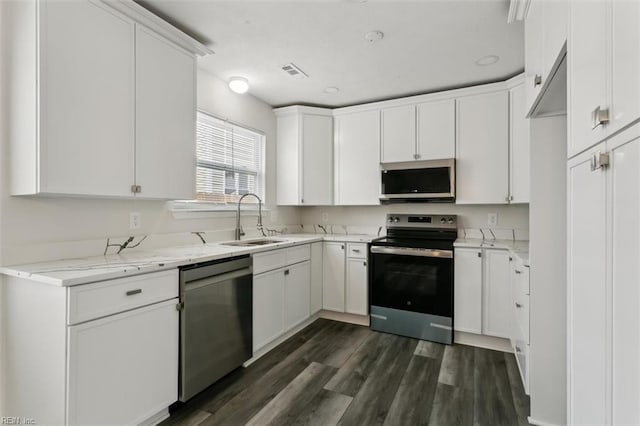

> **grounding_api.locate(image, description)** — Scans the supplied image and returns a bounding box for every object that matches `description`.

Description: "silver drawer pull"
[515,346,522,353]
[515,270,522,274]
[515,302,523,308]
[284,269,290,276]
[126,289,142,296]
[352,249,361,253]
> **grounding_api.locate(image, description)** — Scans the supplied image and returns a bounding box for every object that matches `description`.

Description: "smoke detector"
[281,63,309,79]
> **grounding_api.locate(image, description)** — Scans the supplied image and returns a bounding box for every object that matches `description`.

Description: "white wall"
[300,204,529,239]
[529,115,567,425]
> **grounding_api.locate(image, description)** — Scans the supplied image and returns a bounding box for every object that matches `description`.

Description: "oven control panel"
[386,214,457,229]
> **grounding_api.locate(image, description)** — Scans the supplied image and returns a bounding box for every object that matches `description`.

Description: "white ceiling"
[138,0,524,108]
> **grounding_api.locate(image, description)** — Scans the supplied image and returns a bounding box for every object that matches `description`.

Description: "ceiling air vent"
[281,63,308,78]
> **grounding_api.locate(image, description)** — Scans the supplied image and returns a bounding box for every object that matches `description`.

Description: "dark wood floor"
[162,319,530,426]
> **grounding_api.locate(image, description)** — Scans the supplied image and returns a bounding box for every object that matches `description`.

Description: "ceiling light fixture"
[364,30,384,43]
[475,55,500,66]
[323,87,340,94]
[228,76,249,94]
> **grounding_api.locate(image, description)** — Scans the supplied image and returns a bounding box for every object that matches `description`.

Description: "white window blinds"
[195,112,265,204]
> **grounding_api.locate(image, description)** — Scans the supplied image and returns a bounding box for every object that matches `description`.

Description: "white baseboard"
[319,310,370,326]
[454,330,513,353]
[140,407,169,426]
[527,416,563,426]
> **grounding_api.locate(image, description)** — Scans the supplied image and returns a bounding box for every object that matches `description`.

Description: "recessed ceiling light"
[228,76,249,94]
[475,55,500,66]
[324,87,340,94]
[364,31,384,43]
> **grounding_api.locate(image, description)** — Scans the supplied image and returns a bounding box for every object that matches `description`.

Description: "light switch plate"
[130,212,141,230]
[487,213,498,226]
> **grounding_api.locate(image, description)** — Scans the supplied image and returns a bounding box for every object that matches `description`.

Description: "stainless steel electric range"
[369,214,456,344]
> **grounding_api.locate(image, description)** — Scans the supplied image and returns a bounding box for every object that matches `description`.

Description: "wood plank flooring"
[162,319,530,426]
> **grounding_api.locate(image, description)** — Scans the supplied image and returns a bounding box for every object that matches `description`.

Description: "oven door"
[370,246,453,317]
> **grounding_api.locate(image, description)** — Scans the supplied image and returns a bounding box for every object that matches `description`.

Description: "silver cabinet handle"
[126,289,142,296]
[477,252,482,258]
[352,249,361,253]
[363,261,367,266]
[592,106,610,129]
[515,302,523,308]
[413,153,421,160]
[515,270,522,275]
[590,151,610,171]
[515,346,522,353]
[284,269,290,276]
[534,74,542,87]
[341,245,344,250]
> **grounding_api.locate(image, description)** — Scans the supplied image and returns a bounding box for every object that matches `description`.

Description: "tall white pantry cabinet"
[567,0,640,424]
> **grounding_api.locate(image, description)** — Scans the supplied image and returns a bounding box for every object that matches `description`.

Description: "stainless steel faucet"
[235,193,267,240]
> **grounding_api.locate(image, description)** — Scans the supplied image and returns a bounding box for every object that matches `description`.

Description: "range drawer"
[346,243,367,259]
[67,269,178,325]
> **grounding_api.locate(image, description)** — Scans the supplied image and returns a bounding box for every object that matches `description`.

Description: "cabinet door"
[568,0,610,157]
[284,261,311,330]
[541,0,568,78]
[456,91,509,204]
[610,0,640,135]
[334,111,381,205]
[310,242,324,314]
[454,248,482,334]
[322,242,346,312]
[610,135,640,425]
[276,114,300,205]
[346,258,368,316]
[302,114,333,205]
[417,99,455,161]
[39,1,134,196]
[135,25,196,200]
[524,0,543,112]
[253,269,285,351]
[381,105,416,163]
[67,300,178,426]
[567,144,607,425]
[510,83,530,203]
[482,249,511,339]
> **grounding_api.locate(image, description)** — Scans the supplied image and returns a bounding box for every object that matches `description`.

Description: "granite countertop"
[454,238,530,266]
[0,234,379,287]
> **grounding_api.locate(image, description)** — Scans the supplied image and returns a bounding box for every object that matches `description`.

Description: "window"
[194,111,265,205]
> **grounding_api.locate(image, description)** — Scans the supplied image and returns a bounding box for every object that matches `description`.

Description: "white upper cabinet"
[334,111,381,205]
[275,107,333,206]
[610,0,640,136]
[509,81,530,203]
[568,0,610,157]
[135,26,195,200]
[524,0,567,114]
[456,90,509,204]
[381,105,416,163]
[8,0,208,199]
[417,99,456,161]
[17,0,135,197]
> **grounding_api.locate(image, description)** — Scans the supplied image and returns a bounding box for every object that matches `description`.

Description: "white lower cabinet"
[510,256,530,394]
[252,245,312,352]
[346,258,368,316]
[67,300,178,426]
[322,241,369,315]
[454,247,511,339]
[3,269,179,425]
[322,242,346,312]
[310,242,323,314]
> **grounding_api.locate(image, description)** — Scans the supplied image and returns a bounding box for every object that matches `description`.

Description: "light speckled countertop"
[454,238,530,266]
[0,234,379,286]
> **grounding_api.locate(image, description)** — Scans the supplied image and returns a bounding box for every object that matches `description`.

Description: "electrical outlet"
[321,212,329,223]
[487,213,498,226]
[130,212,141,230]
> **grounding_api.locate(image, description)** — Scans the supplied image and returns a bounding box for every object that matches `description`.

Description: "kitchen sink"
[220,239,285,247]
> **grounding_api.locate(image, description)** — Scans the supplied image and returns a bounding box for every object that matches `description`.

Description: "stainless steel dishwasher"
[178,255,252,402]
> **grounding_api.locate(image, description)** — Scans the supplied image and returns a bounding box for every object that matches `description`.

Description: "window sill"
[168,201,270,219]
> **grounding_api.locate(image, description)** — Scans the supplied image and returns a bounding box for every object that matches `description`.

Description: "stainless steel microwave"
[380,159,455,203]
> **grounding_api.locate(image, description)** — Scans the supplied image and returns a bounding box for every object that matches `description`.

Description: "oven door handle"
[370,246,453,258]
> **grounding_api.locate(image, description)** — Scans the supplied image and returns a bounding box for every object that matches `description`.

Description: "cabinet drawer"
[286,244,311,265]
[253,249,287,275]
[68,269,178,325]
[346,243,367,259]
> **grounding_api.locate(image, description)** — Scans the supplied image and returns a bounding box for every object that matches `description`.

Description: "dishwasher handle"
[184,267,252,292]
